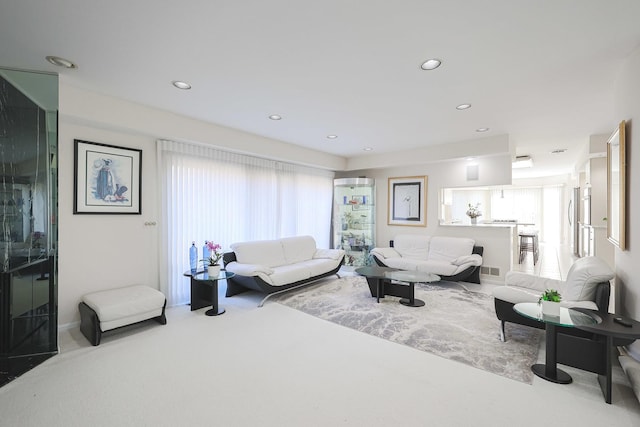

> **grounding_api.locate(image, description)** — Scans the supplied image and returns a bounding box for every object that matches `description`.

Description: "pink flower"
[204,241,223,265]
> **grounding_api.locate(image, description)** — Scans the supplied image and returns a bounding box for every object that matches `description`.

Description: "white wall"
[613,45,640,359]
[57,82,346,326]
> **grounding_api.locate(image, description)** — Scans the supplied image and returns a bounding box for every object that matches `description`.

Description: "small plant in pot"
[202,242,223,277]
[539,289,562,316]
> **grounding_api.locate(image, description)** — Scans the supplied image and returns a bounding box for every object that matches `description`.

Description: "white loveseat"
[370,234,483,283]
[223,235,345,305]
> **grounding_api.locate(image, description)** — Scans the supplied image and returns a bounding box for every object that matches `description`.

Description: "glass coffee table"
[355,266,440,307]
[514,302,597,384]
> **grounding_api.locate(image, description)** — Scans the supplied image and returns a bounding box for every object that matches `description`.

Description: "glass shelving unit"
[332,178,375,267]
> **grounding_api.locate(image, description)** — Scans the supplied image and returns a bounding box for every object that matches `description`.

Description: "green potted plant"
[539,289,561,316]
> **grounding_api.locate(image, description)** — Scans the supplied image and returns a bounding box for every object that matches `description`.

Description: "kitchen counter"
[439,222,534,228]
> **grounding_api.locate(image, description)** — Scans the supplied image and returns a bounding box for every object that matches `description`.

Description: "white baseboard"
[59,321,80,331]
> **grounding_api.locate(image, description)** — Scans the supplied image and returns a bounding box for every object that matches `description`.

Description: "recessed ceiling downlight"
[456,103,472,110]
[363,147,373,151]
[420,58,442,70]
[327,135,338,139]
[268,114,282,120]
[172,80,192,90]
[476,128,490,132]
[45,55,77,69]
[551,148,567,154]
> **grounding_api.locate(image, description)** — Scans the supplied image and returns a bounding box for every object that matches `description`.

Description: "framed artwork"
[74,139,142,214]
[388,176,427,226]
[606,121,626,249]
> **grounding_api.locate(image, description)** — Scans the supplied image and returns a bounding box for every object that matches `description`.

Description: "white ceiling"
[2,1,640,177]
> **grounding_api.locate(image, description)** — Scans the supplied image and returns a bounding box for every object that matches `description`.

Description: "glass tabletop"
[514,302,597,328]
[185,270,235,281]
[384,270,440,283]
[355,266,440,283]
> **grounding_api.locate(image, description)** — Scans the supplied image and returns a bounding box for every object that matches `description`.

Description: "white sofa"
[370,234,483,283]
[223,235,345,304]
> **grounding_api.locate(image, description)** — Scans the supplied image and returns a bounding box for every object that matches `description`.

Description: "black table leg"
[399,282,425,307]
[531,324,572,384]
[205,279,225,316]
[597,335,613,404]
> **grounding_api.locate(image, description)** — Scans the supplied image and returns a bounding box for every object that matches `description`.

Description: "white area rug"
[274,275,542,383]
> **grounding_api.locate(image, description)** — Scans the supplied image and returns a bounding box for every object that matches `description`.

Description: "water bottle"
[189,241,198,273]
[202,240,210,271]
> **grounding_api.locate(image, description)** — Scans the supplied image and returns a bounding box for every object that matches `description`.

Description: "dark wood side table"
[184,270,235,316]
[571,309,640,404]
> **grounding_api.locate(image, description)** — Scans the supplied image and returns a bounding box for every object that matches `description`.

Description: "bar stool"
[518,230,539,265]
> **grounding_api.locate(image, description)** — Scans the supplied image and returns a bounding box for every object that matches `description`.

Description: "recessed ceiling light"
[268,114,282,120]
[551,148,567,154]
[327,135,338,139]
[456,104,472,110]
[45,55,77,69]
[476,128,490,132]
[172,80,192,90]
[363,147,373,151]
[420,58,442,70]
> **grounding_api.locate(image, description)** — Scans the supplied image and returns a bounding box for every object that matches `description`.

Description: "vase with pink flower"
[201,241,223,277]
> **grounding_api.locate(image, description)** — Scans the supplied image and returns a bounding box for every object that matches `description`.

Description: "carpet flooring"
[274,275,542,383]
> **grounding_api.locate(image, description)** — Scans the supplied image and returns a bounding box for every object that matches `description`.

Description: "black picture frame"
[73,139,142,214]
[387,176,427,226]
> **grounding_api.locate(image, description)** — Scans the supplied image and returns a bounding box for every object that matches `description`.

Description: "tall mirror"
[0,68,58,386]
[606,120,626,250]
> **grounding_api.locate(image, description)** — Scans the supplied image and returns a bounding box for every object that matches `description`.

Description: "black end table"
[184,270,235,316]
[514,303,597,384]
[571,309,640,404]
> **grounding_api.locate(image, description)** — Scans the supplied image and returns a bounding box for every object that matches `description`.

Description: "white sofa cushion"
[415,260,459,276]
[313,248,345,260]
[563,256,614,301]
[370,247,400,260]
[225,262,275,276]
[82,285,165,332]
[393,234,430,259]
[231,239,287,267]
[281,235,317,264]
[299,258,342,277]
[269,264,312,287]
[428,236,475,263]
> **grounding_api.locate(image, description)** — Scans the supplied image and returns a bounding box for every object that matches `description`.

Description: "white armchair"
[492,256,615,374]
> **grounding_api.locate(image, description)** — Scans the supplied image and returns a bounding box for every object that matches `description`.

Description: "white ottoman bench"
[79,285,167,346]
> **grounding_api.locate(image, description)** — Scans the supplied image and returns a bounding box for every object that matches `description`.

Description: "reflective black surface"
[0,69,58,387]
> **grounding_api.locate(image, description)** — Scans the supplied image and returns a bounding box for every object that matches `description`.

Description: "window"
[157,140,334,305]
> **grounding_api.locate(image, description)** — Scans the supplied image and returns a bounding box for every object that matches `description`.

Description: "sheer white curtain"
[157,140,334,306]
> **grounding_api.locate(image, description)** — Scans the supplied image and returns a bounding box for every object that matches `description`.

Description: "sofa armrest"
[225,262,274,276]
[371,247,400,260]
[313,248,345,260]
[504,271,563,292]
[452,254,482,266]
